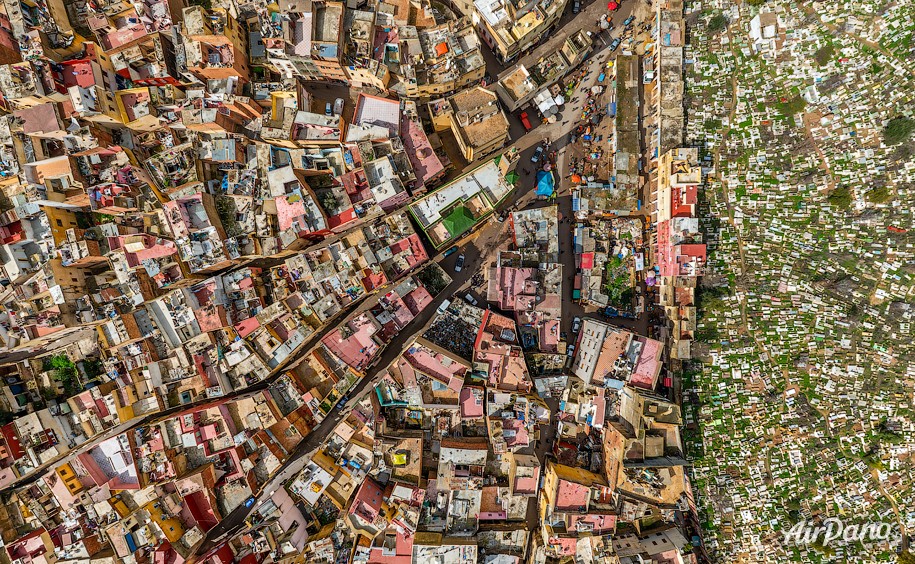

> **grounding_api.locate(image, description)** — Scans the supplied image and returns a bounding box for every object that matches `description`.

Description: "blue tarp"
[536,170,554,196]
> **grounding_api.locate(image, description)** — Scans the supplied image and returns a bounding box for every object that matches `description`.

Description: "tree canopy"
[884,116,915,145]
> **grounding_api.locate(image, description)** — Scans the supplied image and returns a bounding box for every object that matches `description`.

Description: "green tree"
[814,44,835,66]
[708,14,727,32]
[866,186,892,203]
[417,264,450,295]
[83,358,105,380]
[317,191,340,214]
[745,0,765,5]
[46,354,81,396]
[884,116,915,145]
[827,185,852,209]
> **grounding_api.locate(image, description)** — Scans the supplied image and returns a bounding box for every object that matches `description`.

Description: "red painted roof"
[1,423,23,460]
[234,317,260,338]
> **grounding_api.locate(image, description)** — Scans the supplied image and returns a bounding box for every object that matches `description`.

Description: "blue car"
[623,15,635,26]
[244,496,256,508]
[609,38,621,51]
[531,146,544,163]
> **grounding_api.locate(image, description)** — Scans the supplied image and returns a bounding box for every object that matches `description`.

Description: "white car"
[464,293,478,306]
[454,254,465,272]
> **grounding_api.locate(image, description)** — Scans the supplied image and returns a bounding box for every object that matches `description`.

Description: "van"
[436,299,451,314]
[325,102,332,115]
[333,98,344,115]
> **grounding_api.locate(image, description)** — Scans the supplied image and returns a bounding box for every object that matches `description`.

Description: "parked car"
[333,98,344,115]
[623,15,635,26]
[609,38,621,51]
[572,316,582,333]
[244,496,256,508]
[531,145,544,163]
[520,111,533,131]
[567,344,576,358]
[325,102,333,115]
[437,299,452,314]
[464,293,478,306]
[572,0,580,13]
[454,253,465,272]
[443,245,459,257]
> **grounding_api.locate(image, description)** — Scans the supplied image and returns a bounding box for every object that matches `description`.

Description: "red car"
[520,111,533,131]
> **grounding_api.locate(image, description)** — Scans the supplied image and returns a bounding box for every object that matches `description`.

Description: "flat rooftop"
[409,160,510,227]
[499,65,536,102]
[313,2,342,43]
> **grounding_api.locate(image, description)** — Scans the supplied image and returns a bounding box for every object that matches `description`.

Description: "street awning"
[536,170,554,196]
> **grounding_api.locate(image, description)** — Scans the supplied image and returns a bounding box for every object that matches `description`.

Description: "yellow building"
[40,203,82,245]
[428,86,510,162]
[55,463,84,495]
[270,91,299,122]
[144,499,186,543]
[345,62,390,92]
